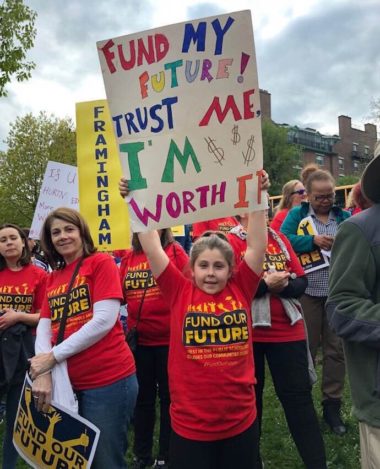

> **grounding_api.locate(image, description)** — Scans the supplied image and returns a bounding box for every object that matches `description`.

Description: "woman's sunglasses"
[291,189,306,196]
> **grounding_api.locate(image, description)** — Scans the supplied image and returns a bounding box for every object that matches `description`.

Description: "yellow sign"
[76,100,131,250]
[296,216,329,273]
[13,375,99,468]
[171,225,185,237]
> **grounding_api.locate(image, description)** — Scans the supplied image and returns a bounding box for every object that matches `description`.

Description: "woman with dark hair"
[120,229,188,469]
[29,208,138,469]
[270,179,307,231]
[0,223,47,469]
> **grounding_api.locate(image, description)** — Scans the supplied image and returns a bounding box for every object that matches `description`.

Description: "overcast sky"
[1,0,379,150]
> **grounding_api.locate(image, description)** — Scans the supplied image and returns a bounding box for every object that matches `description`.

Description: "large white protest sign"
[30,162,78,239]
[97,10,265,232]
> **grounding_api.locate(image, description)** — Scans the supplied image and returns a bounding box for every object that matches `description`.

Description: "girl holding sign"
[120,176,268,469]
[29,208,138,469]
[120,231,188,469]
[0,223,47,469]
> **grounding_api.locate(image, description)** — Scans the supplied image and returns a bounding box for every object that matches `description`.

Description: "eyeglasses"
[200,231,229,242]
[313,193,335,201]
[290,189,306,196]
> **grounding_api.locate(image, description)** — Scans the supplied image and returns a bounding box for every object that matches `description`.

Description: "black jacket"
[0,323,34,397]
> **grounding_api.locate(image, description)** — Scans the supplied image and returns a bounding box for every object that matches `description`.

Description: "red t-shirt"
[0,264,47,314]
[192,217,238,238]
[228,228,305,343]
[270,208,289,232]
[41,253,135,390]
[120,243,189,346]
[156,259,261,441]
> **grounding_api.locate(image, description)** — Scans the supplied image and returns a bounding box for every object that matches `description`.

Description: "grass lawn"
[1,363,360,468]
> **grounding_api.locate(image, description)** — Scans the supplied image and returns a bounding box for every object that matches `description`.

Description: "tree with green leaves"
[337,175,359,186]
[0,0,37,97]
[0,112,76,226]
[262,119,301,195]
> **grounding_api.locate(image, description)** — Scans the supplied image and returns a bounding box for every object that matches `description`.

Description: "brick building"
[259,90,378,179]
[333,115,377,178]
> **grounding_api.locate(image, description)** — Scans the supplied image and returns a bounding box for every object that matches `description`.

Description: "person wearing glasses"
[270,180,307,231]
[281,167,350,436]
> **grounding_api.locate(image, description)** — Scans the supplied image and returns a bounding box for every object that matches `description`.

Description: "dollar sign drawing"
[242,135,255,166]
[231,125,241,145]
[204,137,225,165]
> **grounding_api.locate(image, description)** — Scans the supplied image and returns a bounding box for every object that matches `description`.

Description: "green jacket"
[327,204,380,427]
[280,202,350,254]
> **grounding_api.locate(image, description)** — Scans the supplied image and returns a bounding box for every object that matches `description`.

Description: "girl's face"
[0,227,25,263]
[192,248,231,295]
[50,218,84,264]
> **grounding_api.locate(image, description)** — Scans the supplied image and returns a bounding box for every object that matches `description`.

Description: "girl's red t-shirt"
[120,243,189,346]
[41,253,135,390]
[228,228,306,343]
[156,259,261,441]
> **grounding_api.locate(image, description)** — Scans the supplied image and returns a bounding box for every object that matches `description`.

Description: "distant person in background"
[345,182,372,215]
[192,217,238,240]
[270,180,307,231]
[22,229,50,272]
[173,224,192,254]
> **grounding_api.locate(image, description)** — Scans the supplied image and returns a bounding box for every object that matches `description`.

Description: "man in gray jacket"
[327,142,380,468]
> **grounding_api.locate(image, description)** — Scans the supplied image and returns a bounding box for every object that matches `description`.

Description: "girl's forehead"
[196,248,227,262]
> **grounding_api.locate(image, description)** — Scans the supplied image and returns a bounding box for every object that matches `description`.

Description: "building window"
[316,154,325,166]
[338,157,344,171]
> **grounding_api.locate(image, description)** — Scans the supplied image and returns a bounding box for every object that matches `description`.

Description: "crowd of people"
[1,151,380,469]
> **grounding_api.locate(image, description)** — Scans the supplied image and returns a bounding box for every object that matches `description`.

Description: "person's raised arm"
[244,209,267,276]
[137,230,169,278]
[120,177,170,277]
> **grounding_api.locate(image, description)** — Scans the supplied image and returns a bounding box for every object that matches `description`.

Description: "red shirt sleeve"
[270,209,287,232]
[91,254,123,303]
[33,269,48,311]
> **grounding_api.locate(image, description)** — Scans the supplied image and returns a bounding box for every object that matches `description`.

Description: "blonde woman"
[270,180,307,231]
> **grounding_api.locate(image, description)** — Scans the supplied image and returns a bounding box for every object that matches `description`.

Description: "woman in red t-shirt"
[0,223,47,469]
[192,216,238,240]
[29,208,137,469]
[120,230,188,468]
[228,216,326,469]
[128,202,267,468]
